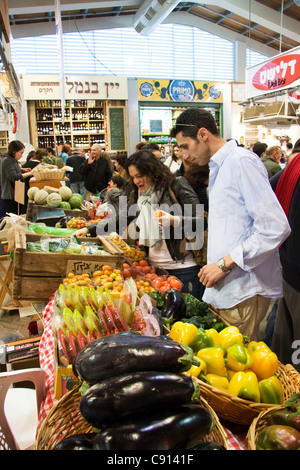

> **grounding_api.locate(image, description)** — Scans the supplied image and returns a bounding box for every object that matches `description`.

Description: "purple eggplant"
[79,371,200,428]
[72,331,199,384]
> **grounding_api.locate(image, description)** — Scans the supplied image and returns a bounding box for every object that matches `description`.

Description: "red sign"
[252,54,300,91]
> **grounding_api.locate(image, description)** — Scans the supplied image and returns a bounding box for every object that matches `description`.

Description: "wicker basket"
[35,385,230,450]
[34,169,66,181]
[246,405,286,450]
[194,363,300,426]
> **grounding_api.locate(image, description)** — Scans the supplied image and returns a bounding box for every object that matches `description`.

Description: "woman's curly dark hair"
[125,149,174,199]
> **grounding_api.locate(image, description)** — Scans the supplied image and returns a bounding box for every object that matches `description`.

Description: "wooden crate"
[26,201,90,222]
[12,231,124,301]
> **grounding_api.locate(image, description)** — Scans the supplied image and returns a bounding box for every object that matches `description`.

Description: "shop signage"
[246,45,300,100]
[22,74,128,100]
[138,78,223,102]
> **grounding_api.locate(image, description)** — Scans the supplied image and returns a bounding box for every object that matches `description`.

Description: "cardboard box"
[12,231,124,301]
[54,363,80,399]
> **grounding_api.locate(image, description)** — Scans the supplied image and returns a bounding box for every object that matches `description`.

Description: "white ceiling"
[6,0,300,58]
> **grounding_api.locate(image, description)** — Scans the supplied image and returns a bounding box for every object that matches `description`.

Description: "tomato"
[167,276,178,282]
[122,269,131,279]
[139,259,149,267]
[123,263,131,270]
[159,283,171,294]
[169,278,182,290]
[142,266,151,275]
[152,278,163,288]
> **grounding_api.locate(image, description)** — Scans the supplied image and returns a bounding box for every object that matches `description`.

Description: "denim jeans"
[70,181,86,201]
[167,265,205,300]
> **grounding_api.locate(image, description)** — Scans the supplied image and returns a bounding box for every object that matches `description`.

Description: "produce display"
[105,233,147,259]
[28,185,84,210]
[54,332,222,451]
[169,322,284,406]
[52,274,166,364]
[26,236,107,255]
[255,394,300,450]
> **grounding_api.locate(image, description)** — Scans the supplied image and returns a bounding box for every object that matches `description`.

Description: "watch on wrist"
[217,258,231,274]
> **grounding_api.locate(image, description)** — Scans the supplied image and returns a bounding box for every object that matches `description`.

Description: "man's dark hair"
[170,108,219,139]
[252,142,268,158]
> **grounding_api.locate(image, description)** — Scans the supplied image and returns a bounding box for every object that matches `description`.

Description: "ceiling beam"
[197,0,300,44]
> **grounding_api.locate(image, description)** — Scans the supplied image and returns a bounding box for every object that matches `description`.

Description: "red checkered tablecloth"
[37,295,248,449]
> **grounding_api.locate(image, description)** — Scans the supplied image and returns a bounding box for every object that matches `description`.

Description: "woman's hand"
[154,210,180,227]
[72,227,89,237]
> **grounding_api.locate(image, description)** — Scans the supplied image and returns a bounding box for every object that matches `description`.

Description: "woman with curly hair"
[74,149,206,299]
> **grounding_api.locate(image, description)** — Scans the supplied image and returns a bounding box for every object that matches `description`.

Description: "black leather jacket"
[89,176,204,262]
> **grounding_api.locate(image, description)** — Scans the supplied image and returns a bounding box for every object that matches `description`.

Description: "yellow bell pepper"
[169,321,199,347]
[185,358,207,378]
[218,326,244,349]
[191,328,220,351]
[258,375,284,405]
[247,341,271,354]
[228,370,261,403]
[205,374,229,392]
[197,347,227,377]
[227,344,253,371]
[250,348,278,380]
[227,369,237,381]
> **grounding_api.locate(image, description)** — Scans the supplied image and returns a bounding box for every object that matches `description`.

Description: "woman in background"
[75,150,206,299]
[0,140,33,214]
[164,144,182,173]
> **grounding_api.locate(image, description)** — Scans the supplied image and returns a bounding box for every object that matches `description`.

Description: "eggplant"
[162,289,186,324]
[79,371,200,428]
[53,433,96,450]
[256,425,300,450]
[73,331,199,384]
[92,404,214,450]
[266,408,300,432]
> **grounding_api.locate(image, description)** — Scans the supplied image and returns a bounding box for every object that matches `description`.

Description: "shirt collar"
[210,139,238,168]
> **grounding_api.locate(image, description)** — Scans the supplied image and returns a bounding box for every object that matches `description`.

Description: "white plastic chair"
[0,368,46,450]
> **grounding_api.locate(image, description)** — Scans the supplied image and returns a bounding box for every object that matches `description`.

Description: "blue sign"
[169,80,195,101]
[140,82,154,98]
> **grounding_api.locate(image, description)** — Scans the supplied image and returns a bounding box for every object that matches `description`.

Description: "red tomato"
[123,263,131,270]
[122,269,131,278]
[142,266,151,275]
[169,278,182,290]
[139,259,149,267]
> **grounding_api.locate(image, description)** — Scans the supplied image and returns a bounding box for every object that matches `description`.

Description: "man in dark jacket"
[66,148,86,200]
[81,144,112,200]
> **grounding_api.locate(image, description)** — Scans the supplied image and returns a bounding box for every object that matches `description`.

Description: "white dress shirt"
[203,140,291,309]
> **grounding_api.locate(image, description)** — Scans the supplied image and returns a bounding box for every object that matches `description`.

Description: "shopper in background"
[114,153,128,180]
[58,143,71,164]
[74,149,206,299]
[141,142,163,160]
[270,153,300,372]
[261,145,282,178]
[252,141,267,159]
[66,148,86,200]
[286,138,300,165]
[80,143,112,201]
[164,144,182,173]
[0,140,33,214]
[102,174,125,216]
[102,151,115,173]
[171,108,291,340]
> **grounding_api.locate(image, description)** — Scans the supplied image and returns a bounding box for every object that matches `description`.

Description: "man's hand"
[198,255,235,287]
[198,262,227,287]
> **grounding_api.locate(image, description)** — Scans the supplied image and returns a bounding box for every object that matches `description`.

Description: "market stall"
[11,229,294,451]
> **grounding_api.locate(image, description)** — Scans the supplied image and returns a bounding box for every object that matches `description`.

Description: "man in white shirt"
[171,108,291,340]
